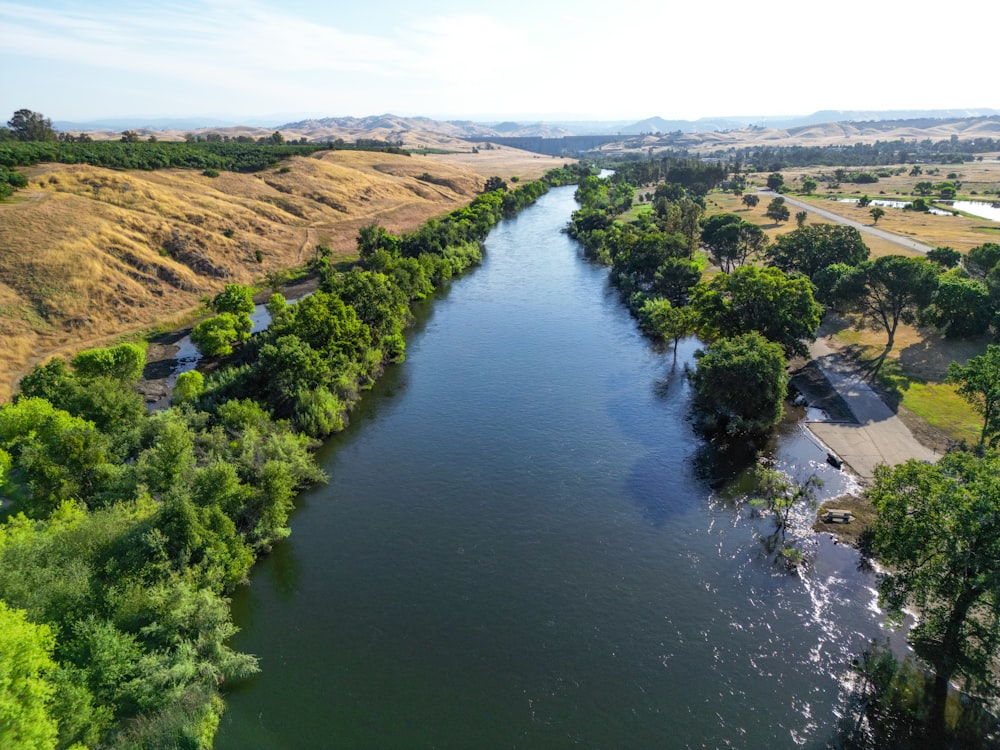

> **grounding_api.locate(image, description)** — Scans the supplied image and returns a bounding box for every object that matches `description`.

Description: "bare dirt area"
[0,147,551,402]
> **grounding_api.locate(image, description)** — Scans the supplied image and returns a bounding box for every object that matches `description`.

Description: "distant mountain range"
[53,108,1000,141]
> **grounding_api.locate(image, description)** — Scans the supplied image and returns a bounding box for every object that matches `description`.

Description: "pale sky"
[1,0,997,125]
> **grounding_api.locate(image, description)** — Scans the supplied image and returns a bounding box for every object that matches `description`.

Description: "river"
[215,186,893,748]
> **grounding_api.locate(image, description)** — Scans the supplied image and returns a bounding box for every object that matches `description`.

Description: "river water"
[216,186,893,749]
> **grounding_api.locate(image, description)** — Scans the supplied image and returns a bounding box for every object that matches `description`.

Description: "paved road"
[803,336,938,482]
[760,190,935,255]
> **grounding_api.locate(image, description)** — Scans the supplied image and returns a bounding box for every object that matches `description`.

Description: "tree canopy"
[766,224,870,279]
[869,451,1000,742]
[700,213,767,273]
[831,255,939,350]
[691,265,822,358]
[947,345,1000,446]
[691,332,788,440]
[5,109,57,142]
[764,197,790,224]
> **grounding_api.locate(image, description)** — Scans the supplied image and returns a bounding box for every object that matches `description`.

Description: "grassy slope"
[0,148,552,402]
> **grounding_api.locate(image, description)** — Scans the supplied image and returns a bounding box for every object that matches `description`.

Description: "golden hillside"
[0,147,554,402]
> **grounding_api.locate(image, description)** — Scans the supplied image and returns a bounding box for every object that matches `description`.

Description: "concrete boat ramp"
[801,337,938,483]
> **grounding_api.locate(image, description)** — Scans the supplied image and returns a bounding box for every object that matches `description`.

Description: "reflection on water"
[837,197,951,215]
[217,187,894,749]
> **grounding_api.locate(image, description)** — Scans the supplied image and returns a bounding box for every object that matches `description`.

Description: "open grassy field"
[744,159,1000,254]
[0,147,558,402]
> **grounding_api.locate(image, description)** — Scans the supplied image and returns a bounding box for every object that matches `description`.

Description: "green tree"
[766,224,870,279]
[794,210,807,229]
[764,197,790,224]
[651,257,701,306]
[801,179,817,195]
[947,345,1000,446]
[914,181,934,196]
[357,222,401,264]
[741,193,759,210]
[70,343,146,383]
[0,397,113,514]
[691,332,787,439]
[483,176,507,193]
[172,370,205,405]
[7,109,57,142]
[751,467,821,532]
[638,298,697,355]
[0,601,58,750]
[700,213,767,272]
[691,265,822,358]
[963,242,1000,279]
[869,451,1000,743]
[190,313,248,358]
[210,284,256,318]
[832,255,939,352]
[927,246,961,269]
[766,172,784,191]
[869,206,886,225]
[922,274,993,339]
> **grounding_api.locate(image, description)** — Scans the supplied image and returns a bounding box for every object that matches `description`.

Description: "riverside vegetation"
[0,163,590,749]
[568,160,1000,747]
[0,109,565,404]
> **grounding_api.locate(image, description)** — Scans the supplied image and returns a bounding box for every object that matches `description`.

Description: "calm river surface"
[216,187,892,749]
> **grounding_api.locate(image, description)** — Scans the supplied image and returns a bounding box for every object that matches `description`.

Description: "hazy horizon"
[3,0,997,124]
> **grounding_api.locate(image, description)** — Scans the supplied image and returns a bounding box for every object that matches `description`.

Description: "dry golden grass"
[427,145,571,182]
[744,161,1000,254]
[0,148,550,402]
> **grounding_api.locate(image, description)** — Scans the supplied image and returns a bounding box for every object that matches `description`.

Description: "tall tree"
[963,242,1000,279]
[832,255,939,351]
[0,601,58,750]
[7,109,56,142]
[764,197,790,224]
[923,274,993,340]
[869,206,886,225]
[638,298,697,356]
[741,193,759,210]
[869,451,1000,744]
[947,345,1000,446]
[700,213,767,272]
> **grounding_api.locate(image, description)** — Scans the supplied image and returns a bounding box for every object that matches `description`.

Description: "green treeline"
[0,140,404,173]
[606,137,1000,173]
[0,165,588,749]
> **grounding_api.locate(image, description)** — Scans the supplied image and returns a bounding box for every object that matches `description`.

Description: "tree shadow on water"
[690,437,769,492]
[624,449,700,528]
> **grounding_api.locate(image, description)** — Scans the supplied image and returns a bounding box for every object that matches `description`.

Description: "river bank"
[215,185,895,748]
